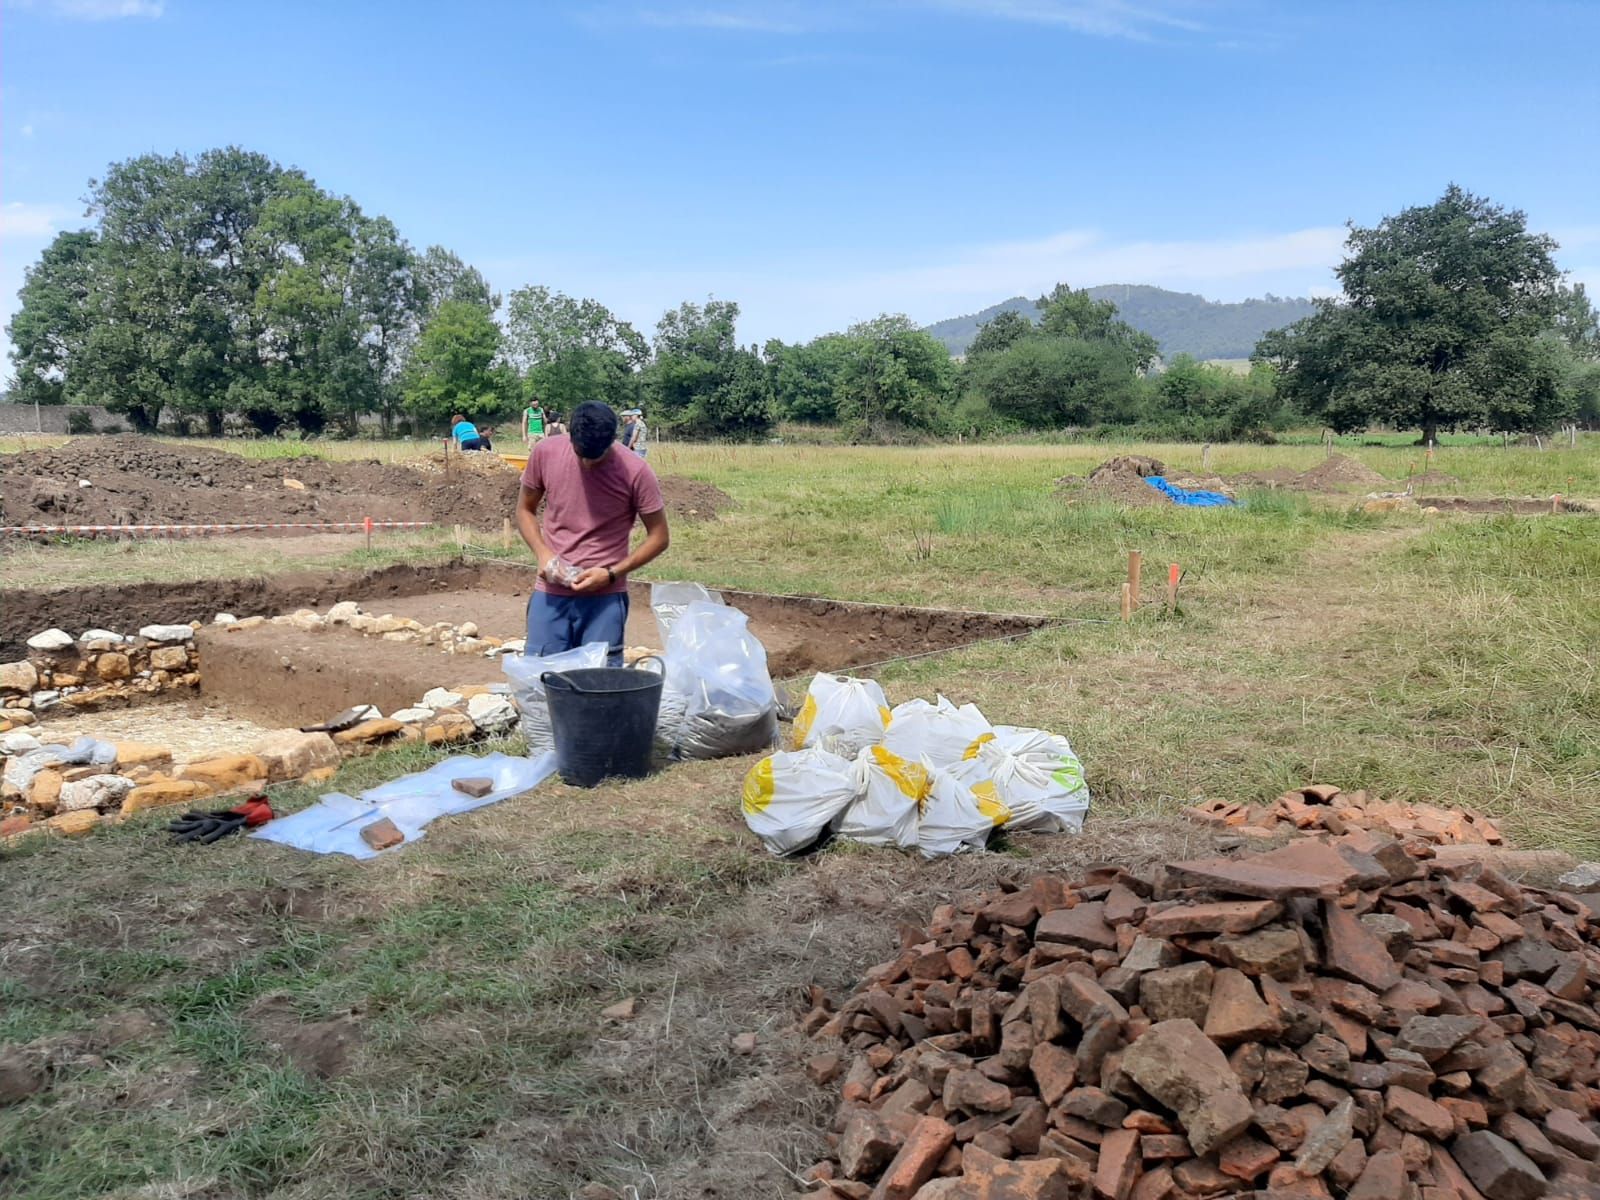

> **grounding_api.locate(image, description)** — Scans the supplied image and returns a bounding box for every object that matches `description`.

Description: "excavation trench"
[10,561,1053,750]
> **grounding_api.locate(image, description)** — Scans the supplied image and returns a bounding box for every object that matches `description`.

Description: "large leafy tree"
[764,334,849,422]
[965,308,1034,360]
[5,230,98,407]
[645,298,774,438]
[401,300,516,426]
[1256,185,1576,441]
[834,314,953,435]
[1035,284,1159,372]
[416,246,498,315]
[967,336,1142,428]
[504,285,648,417]
[5,147,456,435]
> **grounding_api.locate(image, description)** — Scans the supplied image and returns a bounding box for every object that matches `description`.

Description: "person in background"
[514,401,670,666]
[522,397,546,447]
[545,412,567,438]
[620,408,648,457]
[451,413,492,452]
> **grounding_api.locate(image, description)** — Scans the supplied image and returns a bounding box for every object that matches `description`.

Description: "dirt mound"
[0,436,727,529]
[1059,456,1173,507]
[1289,453,1389,491]
[660,476,730,521]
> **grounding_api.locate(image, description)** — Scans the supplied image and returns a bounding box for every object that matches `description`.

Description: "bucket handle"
[631,654,665,676]
[540,669,590,694]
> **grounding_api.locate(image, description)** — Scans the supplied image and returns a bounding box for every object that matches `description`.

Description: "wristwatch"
[606,567,617,585]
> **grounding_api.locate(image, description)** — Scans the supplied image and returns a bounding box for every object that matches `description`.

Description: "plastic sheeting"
[1145,476,1237,507]
[251,751,558,859]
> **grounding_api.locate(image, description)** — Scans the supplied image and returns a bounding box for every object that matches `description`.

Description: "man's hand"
[570,566,613,594]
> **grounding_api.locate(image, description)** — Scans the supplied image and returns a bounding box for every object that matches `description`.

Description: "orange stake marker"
[1166,563,1179,612]
[364,515,373,552]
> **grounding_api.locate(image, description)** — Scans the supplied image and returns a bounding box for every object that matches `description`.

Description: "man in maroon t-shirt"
[514,401,670,665]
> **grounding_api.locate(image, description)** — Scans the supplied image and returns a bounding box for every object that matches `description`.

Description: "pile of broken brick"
[1189,783,1505,848]
[798,835,1599,1199]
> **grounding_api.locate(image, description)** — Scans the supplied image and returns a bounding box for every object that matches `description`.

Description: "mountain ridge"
[925,285,1317,360]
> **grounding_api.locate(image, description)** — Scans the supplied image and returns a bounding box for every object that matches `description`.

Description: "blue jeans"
[526,591,629,666]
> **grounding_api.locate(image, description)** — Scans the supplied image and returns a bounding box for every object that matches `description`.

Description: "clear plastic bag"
[837,745,929,849]
[657,601,778,760]
[650,581,725,645]
[791,673,891,758]
[880,696,993,771]
[501,641,610,752]
[742,747,861,856]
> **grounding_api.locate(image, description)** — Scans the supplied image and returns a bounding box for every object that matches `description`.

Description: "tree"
[966,337,1142,428]
[5,230,98,406]
[764,334,848,422]
[965,308,1034,359]
[5,147,457,435]
[402,300,516,426]
[645,298,773,438]
[505,285,648,416]
[417,246,497,314]
[834,314,953,435]
[1256,185,1573,442]
[1035,284,1159,372]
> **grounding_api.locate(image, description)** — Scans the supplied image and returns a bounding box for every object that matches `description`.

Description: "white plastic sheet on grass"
[251,751,558,859]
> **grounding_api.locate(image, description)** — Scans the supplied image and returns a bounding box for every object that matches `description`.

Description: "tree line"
[7,154,1597,443]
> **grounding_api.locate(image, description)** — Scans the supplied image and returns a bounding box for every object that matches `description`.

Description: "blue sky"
[2,0,1597,367]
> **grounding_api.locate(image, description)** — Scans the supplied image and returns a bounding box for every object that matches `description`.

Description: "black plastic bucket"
[541,664,664,788]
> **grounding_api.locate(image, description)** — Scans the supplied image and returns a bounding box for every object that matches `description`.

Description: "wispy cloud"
[9,0,164,18]
[926,0,1208,40]
[595,4,821,34]
[0,201,77,240]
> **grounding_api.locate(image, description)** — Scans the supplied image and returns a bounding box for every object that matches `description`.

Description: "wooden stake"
[1201,443,1211,471]
[1166,563,1179,613]
[1552,494,1562,515]
[364,515,372,553]
[501,515,512,550]
[1120,582,1132,623]
[1127,550,1142,607]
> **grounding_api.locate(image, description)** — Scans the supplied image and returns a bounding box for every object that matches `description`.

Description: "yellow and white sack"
[791,673,891,758]
[952,725,1090,833]
[742,747,861,857]
[881,696,993,771]
[837,745,929,849]
[917,765,1011,859]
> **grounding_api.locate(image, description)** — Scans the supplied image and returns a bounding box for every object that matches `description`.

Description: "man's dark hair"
[570,402,617,459]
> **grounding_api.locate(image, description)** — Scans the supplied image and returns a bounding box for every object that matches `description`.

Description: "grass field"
[3,435,1598,1198]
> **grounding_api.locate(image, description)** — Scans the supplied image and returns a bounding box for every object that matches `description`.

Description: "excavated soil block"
[197,624,505,728]
[360,568,1049,678]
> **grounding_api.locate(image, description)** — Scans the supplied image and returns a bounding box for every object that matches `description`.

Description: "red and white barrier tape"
[1,520,436,538]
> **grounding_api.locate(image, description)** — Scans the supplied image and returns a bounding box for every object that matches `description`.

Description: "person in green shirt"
[522,398,547,447]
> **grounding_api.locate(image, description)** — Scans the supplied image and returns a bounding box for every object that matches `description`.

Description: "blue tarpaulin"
[1145,476,1238,507]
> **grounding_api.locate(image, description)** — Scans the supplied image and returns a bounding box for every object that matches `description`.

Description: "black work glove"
[167,797,274,845]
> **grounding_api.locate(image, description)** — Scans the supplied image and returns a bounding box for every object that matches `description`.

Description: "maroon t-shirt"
[522,436,665,596]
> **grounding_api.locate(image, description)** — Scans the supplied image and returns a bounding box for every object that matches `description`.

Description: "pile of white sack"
[501,583,780,762]
[742,673,1089,859]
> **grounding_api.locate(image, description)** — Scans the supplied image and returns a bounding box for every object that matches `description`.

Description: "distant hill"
[925,285,1317,361]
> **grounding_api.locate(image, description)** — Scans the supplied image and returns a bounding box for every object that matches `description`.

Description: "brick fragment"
[872,1115,955,1200]
[1093,1128,1141,1200]
[1449,1131,1547,1200]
